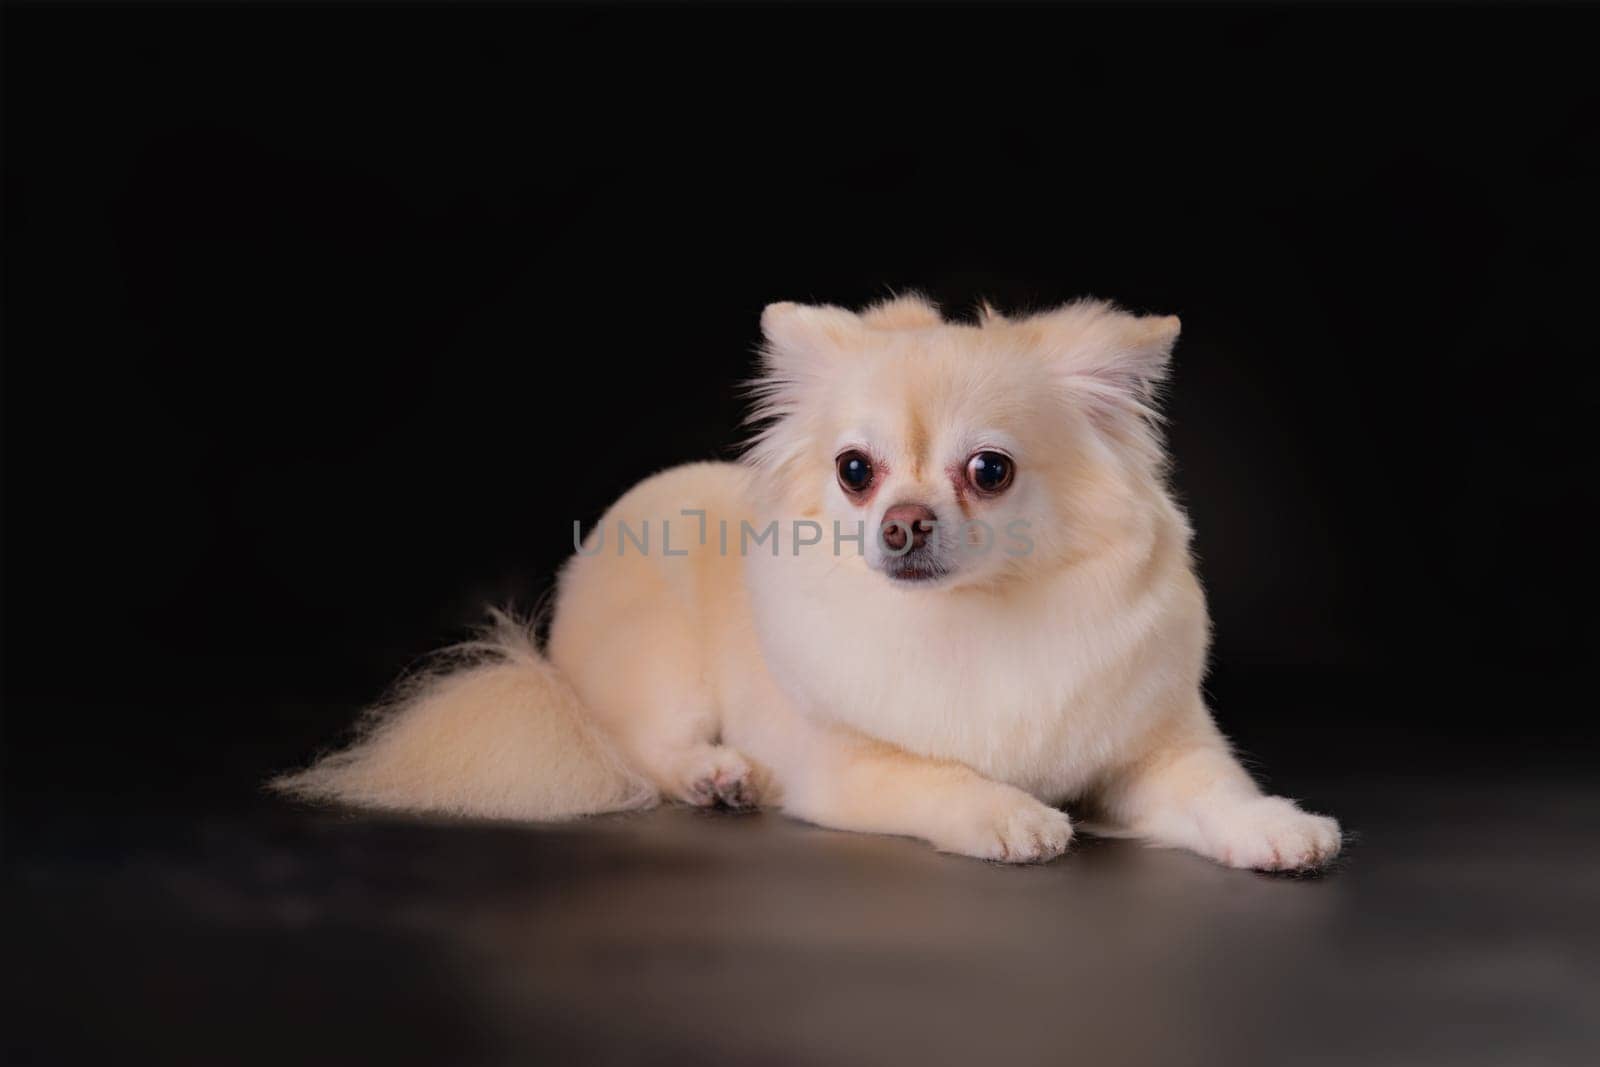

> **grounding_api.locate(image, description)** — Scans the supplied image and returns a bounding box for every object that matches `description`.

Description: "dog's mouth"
[886,557,950,584]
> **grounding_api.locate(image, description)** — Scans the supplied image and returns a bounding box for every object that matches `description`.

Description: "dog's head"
[745,294,1180,590]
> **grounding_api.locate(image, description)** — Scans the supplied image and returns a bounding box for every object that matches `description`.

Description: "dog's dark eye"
[836,450,875,494]
[966,451,1014,494]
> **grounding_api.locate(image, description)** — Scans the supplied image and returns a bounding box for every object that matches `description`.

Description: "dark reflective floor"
[8,761,1598,1066]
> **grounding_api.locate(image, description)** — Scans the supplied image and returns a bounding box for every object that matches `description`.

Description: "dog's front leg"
[775,721,1074,863]
[1098,726,1342,872]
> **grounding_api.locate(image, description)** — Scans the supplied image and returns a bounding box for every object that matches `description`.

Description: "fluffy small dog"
[276,295,1341,870]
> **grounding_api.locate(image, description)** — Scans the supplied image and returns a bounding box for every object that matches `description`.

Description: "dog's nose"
[881,503,937,553]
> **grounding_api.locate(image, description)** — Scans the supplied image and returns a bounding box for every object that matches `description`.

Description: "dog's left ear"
[1028,302,1181,411]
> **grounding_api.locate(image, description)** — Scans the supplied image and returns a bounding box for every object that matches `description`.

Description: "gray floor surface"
[9,769,1598,1066]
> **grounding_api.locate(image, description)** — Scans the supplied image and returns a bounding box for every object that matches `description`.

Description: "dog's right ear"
[759,302,863,377]
[746,303,863,489]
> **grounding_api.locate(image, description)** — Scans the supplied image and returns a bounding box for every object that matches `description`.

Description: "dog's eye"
[966,451,1014,494]
[836,450,875,495]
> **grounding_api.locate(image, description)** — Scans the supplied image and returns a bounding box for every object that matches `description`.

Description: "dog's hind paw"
[677,745,758,810]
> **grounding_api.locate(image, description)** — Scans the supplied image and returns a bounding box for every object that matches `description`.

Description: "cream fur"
[275,294,1341,870]
[272,611,655,820]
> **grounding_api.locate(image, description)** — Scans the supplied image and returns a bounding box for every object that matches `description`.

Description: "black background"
[4,3,1597,814]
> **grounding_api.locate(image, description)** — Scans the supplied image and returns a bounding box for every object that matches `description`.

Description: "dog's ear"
[759,302,863,372]
[1076,310,1181,403]
[747,303,863,487]
[1026,301,1181,411]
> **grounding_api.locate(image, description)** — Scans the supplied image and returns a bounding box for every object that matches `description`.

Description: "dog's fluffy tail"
[270,610,657,820]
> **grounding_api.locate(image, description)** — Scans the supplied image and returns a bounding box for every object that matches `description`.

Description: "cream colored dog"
[276,295,1341,870]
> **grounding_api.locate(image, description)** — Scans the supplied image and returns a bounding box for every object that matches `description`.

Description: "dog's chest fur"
[745,543,1205,803]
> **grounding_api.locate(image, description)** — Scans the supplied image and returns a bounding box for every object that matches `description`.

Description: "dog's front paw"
[1205,795,1341,871]
[934,787,1074,864]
